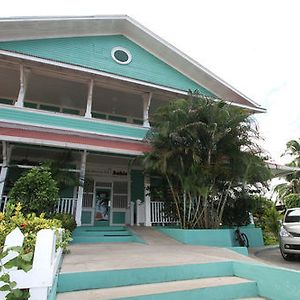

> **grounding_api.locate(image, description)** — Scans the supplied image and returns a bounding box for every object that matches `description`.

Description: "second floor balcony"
[0,57,177,141]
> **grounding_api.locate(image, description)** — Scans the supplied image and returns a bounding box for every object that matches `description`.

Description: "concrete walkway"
[60,226,256,274]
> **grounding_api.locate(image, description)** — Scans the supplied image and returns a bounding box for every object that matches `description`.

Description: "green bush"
[284,193,300,209]
[8,167,59,216]
[52,213,77,232]
[0,203,71,253]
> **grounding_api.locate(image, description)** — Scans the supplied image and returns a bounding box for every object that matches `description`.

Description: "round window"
[111,47,132,65]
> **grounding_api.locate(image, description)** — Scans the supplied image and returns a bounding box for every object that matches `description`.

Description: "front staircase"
[56,262,266,299]
[72,226,143,244]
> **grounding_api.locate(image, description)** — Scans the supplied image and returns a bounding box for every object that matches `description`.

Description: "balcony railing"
[0,196,77,216]
[0,104,149,141]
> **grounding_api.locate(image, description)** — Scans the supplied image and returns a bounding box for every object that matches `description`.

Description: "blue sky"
[1,0,299,164]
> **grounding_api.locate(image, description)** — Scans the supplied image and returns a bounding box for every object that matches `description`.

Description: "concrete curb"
[251,245,279,256]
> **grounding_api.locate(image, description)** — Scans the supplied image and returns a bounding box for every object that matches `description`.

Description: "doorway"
[94,188,111,226]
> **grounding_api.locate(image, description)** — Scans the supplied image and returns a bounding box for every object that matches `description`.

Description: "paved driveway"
[250,246,300,271]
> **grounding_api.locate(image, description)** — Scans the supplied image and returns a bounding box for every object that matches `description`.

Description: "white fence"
[56,198,77,215]
[0,197,77,216]
[136,200,178,226]
[0,227,63,300]
[150,201,177,225]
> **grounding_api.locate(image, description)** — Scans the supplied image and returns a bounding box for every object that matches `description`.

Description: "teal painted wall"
[158,227,264,248]
[0,106,148,140]
[233,261,300,300]
[121,282,258,300]
[112,211,126,224]
[131,170,144,203]
[232,226,264,248]
[81,211,92,225]
[57,261,233,292]
[0,35,214,95]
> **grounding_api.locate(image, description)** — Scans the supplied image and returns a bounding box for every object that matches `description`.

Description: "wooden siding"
[0,35,213,95]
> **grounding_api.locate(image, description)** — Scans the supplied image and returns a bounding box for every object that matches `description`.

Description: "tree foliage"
[144,92,270,229]
[8,167,59,216]
[274,138,300,201]
[284,193,300,209]
[42,150,79,192]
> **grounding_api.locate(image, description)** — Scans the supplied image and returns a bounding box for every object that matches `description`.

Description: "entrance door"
[111,181,129,226]
[94,188,111,226]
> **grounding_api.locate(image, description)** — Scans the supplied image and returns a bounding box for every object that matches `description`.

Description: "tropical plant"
[52,213,77,232]
[263,205,281,240]
[42,150,79,192]
[249,196,279,245]
[274,138,300,201]
[222,189,254,227]
[284,193,300,209]
[144,92,270,229]
[0,203,71,253]
[8,167,59,216]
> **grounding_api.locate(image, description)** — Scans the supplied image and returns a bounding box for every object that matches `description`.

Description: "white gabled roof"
[0,15,265,112]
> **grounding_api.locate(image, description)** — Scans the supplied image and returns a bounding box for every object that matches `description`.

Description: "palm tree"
[144,92,270,229]
[275,139,300,201]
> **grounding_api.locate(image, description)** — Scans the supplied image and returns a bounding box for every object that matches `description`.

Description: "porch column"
[84,79,94,118]
[0,142,12,200]
[144,175,152,226]
[15,65,29,108]
[75,150,87,226]
[142,92,152,128]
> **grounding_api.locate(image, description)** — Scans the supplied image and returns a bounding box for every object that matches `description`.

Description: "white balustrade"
[56,198,77,215]
[136,200,178,226]
[150,201,178,226]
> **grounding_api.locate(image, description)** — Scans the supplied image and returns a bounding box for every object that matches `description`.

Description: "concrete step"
[74,226,126,232]
[72,230,133,236]
[57,276,261,300]
[71,226,141,244]
[72,235,136,244]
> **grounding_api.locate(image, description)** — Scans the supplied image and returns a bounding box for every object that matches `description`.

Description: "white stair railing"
[0,227,63,300]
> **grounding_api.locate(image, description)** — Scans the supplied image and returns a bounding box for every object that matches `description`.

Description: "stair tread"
[57,276,255,300]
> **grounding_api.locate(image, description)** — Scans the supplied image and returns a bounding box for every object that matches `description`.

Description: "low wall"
[158,226,264,248]
[233,261,300,300]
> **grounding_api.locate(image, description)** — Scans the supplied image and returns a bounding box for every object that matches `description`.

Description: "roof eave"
[0,15,264,111]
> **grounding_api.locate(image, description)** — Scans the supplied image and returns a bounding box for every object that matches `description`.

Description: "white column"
[130,201,135,226]
[144,175,152,226]
[75,150,87,226]
[143,92,152,128]
[0,142,12,200]
[84,79,94,118]
[15,65,29,108]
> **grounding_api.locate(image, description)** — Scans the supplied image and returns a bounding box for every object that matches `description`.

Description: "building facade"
[0,16,264,226]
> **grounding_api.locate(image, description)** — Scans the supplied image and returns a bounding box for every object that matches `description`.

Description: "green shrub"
[52,213,77,232]
[8,167,59,216]
[0,203,71,253]
[284,193,300,209]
